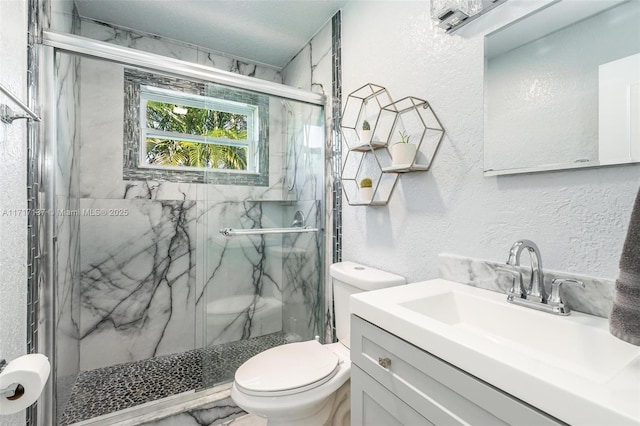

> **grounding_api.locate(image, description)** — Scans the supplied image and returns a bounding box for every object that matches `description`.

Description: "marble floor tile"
[141,398,246,426]
[223,414,267,426]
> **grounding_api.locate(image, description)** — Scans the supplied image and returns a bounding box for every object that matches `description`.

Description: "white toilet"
[231,261,405,425]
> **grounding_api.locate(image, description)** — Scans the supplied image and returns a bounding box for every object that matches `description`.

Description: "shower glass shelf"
[349,200,389,206]
[350,141,387,152]
[382,164,430,173]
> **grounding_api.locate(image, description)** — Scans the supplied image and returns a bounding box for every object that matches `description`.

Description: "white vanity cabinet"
[350,315,564,426]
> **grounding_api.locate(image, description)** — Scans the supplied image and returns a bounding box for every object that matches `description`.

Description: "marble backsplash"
[438,253,615,318]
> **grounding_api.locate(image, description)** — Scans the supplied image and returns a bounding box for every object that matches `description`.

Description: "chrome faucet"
[502,240,584,315]
[506,239,546,303]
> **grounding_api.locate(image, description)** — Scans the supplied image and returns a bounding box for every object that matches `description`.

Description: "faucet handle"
[498,267,525,299]
[549,278,585,309]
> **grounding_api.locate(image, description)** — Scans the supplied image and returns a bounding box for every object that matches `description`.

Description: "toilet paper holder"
[0,359,23,400]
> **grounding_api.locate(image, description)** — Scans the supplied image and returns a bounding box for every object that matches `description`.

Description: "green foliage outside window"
[145,101,250,170]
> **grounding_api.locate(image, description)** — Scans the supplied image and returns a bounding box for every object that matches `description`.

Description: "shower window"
[141,86,257,172]
[124,69,270,185]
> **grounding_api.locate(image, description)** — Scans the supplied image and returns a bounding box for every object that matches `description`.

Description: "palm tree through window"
[140,86,259,172]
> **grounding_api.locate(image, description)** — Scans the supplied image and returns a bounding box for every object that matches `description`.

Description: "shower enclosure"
[42,32,326,424]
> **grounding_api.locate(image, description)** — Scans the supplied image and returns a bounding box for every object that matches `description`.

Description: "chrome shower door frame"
[34,31,329,426]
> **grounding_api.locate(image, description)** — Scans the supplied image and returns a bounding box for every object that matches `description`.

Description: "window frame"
[139,85,259,174]
[123,68,270,186]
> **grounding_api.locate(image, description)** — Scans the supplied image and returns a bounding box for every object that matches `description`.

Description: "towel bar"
[220,226,318,237]
[0,83,41,124]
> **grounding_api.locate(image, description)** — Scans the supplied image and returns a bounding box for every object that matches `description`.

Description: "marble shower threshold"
[61,332,292,425]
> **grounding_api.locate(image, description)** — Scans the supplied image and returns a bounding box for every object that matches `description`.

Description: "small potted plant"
[359,177,373,203]
[359,120,372,145]
[392,130,416,167]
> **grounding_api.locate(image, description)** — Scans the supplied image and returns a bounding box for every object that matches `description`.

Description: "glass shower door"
[200,83,325,388]
[46,32,327,424]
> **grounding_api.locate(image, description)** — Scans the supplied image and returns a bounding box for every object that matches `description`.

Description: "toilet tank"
[330,262,405,348]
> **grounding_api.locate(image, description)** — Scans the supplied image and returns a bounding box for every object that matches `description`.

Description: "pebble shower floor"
[59,332,290,425]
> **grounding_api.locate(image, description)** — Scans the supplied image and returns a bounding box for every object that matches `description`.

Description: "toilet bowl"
[231,262,405,425]
[231,341,350,425]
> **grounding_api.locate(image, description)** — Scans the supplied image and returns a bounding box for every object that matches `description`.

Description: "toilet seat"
[234,340,340,397]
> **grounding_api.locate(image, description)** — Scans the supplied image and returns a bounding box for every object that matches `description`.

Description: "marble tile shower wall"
[282,16,337,343]
[281,201,324,340]
[276,96,326,340]
[65,20,325,370]
[80,19,282,83]
[79,197,196,368]
[53,2,81,415]
[196,201,284,350]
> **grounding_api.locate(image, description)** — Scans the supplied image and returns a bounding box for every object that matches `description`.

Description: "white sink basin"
[351,279,640,425]
[400,290,639,382]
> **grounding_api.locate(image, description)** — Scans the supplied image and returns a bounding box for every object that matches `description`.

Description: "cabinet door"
[351,315,564,426]
[351,365,432,426]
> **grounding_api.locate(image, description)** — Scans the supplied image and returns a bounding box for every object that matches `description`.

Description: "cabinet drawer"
[351,315,563,426]
[351,365,431,426]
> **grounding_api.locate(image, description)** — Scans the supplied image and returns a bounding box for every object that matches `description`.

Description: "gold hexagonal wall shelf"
[373,96,445,173]
[340,85,446,206]
[340,83,393,151]
[341,150,398,206]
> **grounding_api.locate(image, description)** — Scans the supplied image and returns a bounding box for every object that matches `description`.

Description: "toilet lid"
[235,340,339,395]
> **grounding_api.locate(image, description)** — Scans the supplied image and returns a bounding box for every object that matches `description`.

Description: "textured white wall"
[0,1,28,425]
[341,1,640,284]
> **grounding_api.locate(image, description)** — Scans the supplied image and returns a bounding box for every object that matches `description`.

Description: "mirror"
[484,0,640,176]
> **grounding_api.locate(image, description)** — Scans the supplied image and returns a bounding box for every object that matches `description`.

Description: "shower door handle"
[219,226,318,237]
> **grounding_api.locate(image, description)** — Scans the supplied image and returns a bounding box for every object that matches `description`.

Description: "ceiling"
[73,0,348,69]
